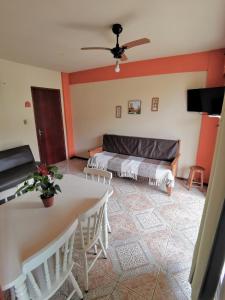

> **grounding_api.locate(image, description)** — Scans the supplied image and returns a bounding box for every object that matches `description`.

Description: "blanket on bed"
[88,151,174,187]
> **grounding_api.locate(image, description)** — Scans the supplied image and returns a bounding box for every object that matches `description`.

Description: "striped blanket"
[88,151,174,187]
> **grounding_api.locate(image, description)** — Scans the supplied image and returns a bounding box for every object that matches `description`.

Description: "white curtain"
[189,98,225,299]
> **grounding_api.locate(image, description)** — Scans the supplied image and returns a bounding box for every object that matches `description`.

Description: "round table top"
[0,174,108,290]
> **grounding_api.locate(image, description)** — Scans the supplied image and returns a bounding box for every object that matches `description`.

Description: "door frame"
[31,86,67,163]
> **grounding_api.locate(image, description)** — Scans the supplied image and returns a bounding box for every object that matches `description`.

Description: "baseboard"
[70,155,88,161]
[176,176,208,187]
[176,176,186,181]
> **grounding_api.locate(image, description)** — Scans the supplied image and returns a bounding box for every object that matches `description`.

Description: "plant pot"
[41,196,54,208]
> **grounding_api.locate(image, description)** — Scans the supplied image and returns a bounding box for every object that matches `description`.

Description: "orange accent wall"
[196,50,225,182]
[66,49,224,181]
[69,51,209,84]
[61,72,75,158]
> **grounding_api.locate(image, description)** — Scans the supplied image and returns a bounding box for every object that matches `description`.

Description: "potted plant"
[17,164,63,207]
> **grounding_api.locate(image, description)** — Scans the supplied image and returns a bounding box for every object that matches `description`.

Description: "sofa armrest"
[170,154,180,177]
[88,146,103,158]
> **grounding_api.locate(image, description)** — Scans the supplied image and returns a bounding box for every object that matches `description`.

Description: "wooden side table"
[187,165,205,191]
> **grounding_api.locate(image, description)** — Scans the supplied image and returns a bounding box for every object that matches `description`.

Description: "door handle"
[38,129,44,137]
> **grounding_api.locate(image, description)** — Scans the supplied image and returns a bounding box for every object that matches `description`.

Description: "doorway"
[31,87,66,164]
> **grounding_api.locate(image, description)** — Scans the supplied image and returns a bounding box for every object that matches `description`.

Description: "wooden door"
[31,87,66,164]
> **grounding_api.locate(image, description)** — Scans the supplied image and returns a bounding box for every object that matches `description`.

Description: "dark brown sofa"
[0,145,37,192]
[89,134,180,195]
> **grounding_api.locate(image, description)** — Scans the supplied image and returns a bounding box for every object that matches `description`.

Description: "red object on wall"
[25,100,31,108]
[65,49,225,182]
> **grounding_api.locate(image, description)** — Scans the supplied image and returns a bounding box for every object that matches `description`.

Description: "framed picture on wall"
[128,100,141,114]
[115,105,122,118]
[151,97,159,112]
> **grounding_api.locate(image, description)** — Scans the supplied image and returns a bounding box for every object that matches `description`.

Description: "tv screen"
[187,87,225,115]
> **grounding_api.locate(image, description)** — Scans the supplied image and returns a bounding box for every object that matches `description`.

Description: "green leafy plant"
[17,164,63,199]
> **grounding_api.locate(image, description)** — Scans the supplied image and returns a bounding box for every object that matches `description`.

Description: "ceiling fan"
[81,24,150,71]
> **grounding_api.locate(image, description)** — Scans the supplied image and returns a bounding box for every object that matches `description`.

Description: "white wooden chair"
[75,194,107,292]
[10,220,83,300]
[83,167,113,234]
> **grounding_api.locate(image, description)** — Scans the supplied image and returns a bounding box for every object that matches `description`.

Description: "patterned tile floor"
[5,159,206,300]
[53,159,206,300]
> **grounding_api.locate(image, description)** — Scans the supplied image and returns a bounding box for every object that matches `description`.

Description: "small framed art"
[128,100,141,114]
[115,105,122,118]
[151,97,159,112]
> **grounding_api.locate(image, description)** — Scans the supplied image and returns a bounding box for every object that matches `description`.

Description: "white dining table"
[0,174,108,292]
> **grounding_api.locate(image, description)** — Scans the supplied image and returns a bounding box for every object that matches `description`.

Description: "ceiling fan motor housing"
[111,46,125,59]
[112,23,123,35]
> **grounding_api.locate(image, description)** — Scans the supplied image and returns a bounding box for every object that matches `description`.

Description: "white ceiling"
[0,0,224,72]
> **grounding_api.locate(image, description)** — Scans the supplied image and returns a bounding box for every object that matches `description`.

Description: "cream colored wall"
[0,58,66,161]
[71,72,206,178]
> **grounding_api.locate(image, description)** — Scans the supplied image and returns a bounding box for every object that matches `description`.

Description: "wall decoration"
[128,100,141,114]
[115,105,122,118]
[151,97,159,112]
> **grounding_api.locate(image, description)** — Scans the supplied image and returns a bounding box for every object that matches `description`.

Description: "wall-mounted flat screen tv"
[187,86,225,115]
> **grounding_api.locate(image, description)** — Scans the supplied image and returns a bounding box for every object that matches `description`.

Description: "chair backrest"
[78,193,107,249]
[21,220,78,299]
[83,167,112,187]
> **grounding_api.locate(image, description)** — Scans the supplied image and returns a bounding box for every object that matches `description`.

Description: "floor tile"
[132,209,166,232]
[152,271,188,300]
[109,283,144,300]
[162,231,194,274]
[108,212,138,240]
[109,237,158,280]
[173,269,192,298]
[157,203,200,231]
[143,228,172,267]
[108,196,123,215]
[120,273,157,299]
[120,192,154,212]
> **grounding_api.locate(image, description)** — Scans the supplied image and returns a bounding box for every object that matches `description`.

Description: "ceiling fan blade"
[81,47,111,51]
[120,53,128,61]
[122,38,150,49]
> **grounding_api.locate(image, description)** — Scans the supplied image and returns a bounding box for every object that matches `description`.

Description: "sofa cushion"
[0,145,35,172]
[103,134,179,162]
[0,162,36,192]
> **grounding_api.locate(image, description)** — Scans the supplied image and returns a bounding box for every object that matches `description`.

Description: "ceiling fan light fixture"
[115,60,120,73]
